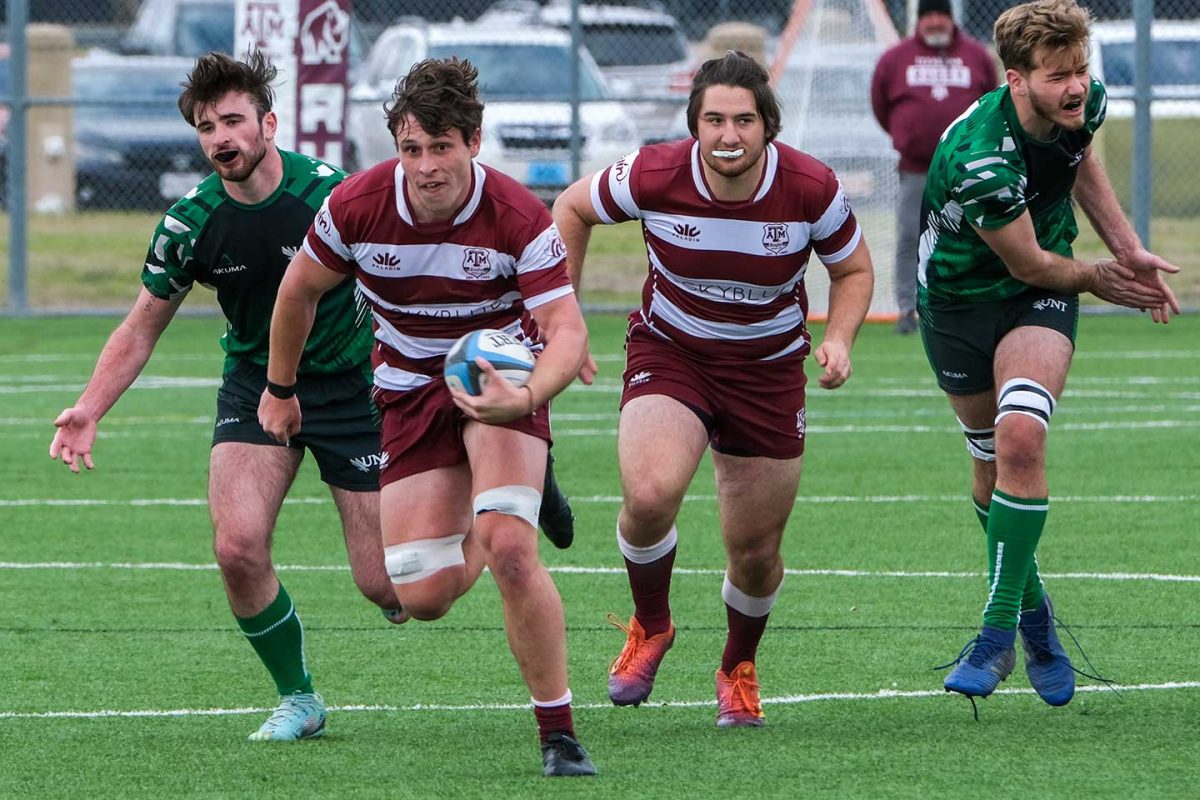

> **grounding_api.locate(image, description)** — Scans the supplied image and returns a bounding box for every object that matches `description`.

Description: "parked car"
[1091,20,1200,117]
[348,20,639,197]
[479,0,693,142]
[72,53,209,210]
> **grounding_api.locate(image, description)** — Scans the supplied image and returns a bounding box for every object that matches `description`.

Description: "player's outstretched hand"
[1118,249,1182,324]
[50,407,97,473]
[448,358,532,424]
[815,340,852,390]
[1092,255,1180,323]
[258,390,302,445]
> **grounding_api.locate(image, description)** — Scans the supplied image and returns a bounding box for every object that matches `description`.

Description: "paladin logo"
[672,223,701,242]
[762,223,789,255]
[350,451,389,473]
[372,251,402,270]
[1032,298,1068,312]
[462,248,491,279]
[628,370,652,387]
[281,245,299,260]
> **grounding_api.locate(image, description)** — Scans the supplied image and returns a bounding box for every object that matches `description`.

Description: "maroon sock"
[533,700,574,744]
[721,604,770,674]
[625,546,676,637]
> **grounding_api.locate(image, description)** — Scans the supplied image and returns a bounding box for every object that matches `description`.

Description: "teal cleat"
[1019,594,1076,706]
[941,625,1017,699]
[248,692,326,741]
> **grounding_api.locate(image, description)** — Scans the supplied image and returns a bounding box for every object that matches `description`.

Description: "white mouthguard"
[712,149,744,159]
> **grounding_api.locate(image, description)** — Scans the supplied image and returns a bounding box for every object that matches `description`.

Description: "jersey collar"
[394,160,487,227]
[689,140,778,204]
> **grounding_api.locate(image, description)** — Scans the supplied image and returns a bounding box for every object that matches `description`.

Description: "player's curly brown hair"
[994,0,1093,73]
[686,50,781,143]
[177,50,277,127]
[384,58,484,144]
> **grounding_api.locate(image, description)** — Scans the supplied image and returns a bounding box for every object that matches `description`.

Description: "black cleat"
[541,732,597,777]
[539,453,575,549]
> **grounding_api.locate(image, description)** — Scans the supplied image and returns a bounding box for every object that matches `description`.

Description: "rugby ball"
[443,329,535,396]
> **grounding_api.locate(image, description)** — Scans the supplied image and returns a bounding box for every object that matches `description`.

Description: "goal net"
[769,0,901,321]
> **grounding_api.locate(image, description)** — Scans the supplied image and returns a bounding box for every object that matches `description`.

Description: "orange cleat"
[715,661,765,727]
[606,613,675,706]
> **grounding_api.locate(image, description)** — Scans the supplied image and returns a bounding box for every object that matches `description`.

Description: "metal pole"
[6,0,29,314]
[1131,0,1153,247]
[568,0,581,183]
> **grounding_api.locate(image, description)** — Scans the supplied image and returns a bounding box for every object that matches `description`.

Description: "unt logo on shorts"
[762,223,789,255]
[462,248,491,278]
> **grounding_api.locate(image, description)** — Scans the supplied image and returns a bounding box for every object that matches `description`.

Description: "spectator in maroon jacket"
[871,0,997,333]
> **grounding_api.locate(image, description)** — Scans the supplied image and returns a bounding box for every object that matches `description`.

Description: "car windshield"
[175,3,235,57]
[580,24,689,67]
[1101,39,1200,87]
[73,66,189,121]
[427,43,608,101]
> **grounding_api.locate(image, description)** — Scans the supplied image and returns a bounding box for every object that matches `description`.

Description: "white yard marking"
[1,681,1196,720]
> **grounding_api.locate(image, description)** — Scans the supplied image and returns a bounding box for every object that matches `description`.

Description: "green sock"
[974,495,1046,613]
[236,583,313,696]
[981,489,1048,630]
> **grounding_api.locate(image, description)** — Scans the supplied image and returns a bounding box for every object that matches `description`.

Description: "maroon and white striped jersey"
[590,139,861,361]
[305,159,574,392]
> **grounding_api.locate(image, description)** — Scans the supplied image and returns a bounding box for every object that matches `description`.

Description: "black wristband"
[266,380,297,399]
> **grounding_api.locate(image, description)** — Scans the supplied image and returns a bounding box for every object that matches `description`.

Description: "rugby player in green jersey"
[918,0,1180,708]
[48,52,403,741]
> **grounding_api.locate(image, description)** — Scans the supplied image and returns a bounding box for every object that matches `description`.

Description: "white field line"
[2,562,1199,583]
[2,494,1197,510]
[1,681,1197,720]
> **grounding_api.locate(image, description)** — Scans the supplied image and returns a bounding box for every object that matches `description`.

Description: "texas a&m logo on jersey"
[762,223,790,255]
[462,248,491,278]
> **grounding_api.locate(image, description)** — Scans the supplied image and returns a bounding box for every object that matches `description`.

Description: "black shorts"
[213,360,382,491]
[918,287,1079,395]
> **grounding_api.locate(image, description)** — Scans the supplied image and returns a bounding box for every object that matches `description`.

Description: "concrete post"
[26,24,75,214]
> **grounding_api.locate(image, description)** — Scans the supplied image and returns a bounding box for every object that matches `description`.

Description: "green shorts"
[213,360,382,491]
[918,287,1079,395]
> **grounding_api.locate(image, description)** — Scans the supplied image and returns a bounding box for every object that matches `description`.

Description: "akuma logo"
[672,223,701,241]
[372,251,401,270]
[462,248,491,278]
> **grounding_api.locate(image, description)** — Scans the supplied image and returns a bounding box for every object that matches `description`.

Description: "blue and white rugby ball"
[443,329,535,396]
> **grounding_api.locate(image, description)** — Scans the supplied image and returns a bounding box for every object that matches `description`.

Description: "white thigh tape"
[385,534,466,585]
[474,485,542,529]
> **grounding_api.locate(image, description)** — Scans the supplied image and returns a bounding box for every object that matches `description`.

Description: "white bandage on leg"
[957,416,997,462]
[722,573,781,618]
[995,378,1056,430]
[385,535,466,585]
[473,485,542,529]
[616,522,678,564]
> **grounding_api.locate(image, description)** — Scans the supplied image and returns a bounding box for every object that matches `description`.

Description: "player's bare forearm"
[973,215,1099,294]
[76,287,180,421]
[1074,149,1141,259]
[267,250,341,385]
[552,176,600,291]
[526,296,589,407]
[823,239,874,352]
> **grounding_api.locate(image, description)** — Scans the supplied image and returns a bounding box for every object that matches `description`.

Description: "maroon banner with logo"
[294,0,351,168]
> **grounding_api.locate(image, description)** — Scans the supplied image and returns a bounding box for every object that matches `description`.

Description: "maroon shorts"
[374,380,552,487]
[620,323,807,459]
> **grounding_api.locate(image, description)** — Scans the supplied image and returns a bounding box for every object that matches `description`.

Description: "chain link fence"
[2,0,1197,313]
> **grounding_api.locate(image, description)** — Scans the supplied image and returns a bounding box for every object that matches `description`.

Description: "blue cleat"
[943,625,1017,699]
[248,692,326,741]
[1019,594,1075,706]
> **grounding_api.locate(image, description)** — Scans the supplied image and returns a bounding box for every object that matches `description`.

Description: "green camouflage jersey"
[141,149,371,376]
[918,78,1107,302]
